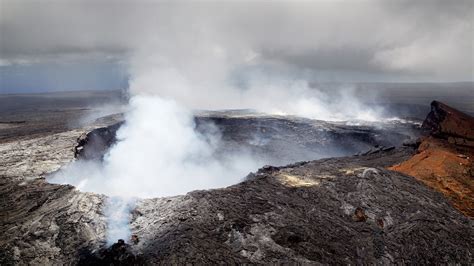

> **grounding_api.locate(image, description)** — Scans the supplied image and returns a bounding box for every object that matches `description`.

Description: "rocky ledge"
[422,100,474,147]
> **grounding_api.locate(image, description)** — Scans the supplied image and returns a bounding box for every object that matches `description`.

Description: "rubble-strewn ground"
[1,91,473,264]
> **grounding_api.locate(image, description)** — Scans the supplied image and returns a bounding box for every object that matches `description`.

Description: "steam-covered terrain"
[0,90,473,264]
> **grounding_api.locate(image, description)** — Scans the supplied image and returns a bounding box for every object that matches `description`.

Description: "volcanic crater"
[1,94,473,264]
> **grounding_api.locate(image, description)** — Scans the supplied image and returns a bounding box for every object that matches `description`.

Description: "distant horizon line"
[0,81,472,95]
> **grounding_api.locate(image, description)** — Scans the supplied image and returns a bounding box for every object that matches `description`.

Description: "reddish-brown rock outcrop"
[422,100,474,147]
[390,101,474,217]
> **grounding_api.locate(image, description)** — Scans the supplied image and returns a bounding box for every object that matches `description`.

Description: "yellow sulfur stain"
[277,173,319,187]
[340,167,367,175]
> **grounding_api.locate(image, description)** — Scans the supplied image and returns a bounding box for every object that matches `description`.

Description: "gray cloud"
[0,0,472,81]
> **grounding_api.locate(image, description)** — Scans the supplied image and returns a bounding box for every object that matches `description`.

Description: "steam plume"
[46,1,436,244]
[105,197,136,245]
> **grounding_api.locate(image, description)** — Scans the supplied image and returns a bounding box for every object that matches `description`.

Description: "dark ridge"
[422,100,474,146]
[78,240,144,265]
[75,122,123,160]
[0,121,26,124]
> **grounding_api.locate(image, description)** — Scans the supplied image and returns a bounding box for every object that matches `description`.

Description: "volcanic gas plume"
[49,76,387,243]
[44,0,457,245]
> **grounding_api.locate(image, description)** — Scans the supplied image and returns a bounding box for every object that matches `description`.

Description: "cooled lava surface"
[0,94,472,264]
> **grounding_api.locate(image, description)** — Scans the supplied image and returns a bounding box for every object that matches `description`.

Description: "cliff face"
[422,100,474,147]
[390,101,474,217]
[75,114,420,166]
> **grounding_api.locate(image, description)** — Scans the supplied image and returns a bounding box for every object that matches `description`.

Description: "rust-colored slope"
[389,101,474,217]
[389,137,473,217]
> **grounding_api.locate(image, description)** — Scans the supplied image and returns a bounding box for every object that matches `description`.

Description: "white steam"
[49,51,389,244]
[50,79,383,243]
[105,197,136,245]
[50,95,260,198]
[48,2,396,244]
[127,50,385,122]
[50,93,262,244]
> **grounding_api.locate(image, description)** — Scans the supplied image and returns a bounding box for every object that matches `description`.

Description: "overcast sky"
[0,0,473,93]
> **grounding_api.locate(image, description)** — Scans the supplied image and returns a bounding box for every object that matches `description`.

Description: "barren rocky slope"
[1,98,473,264]
[0,114,121,265]
[0,179,106,264]
[125,149,471,264]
